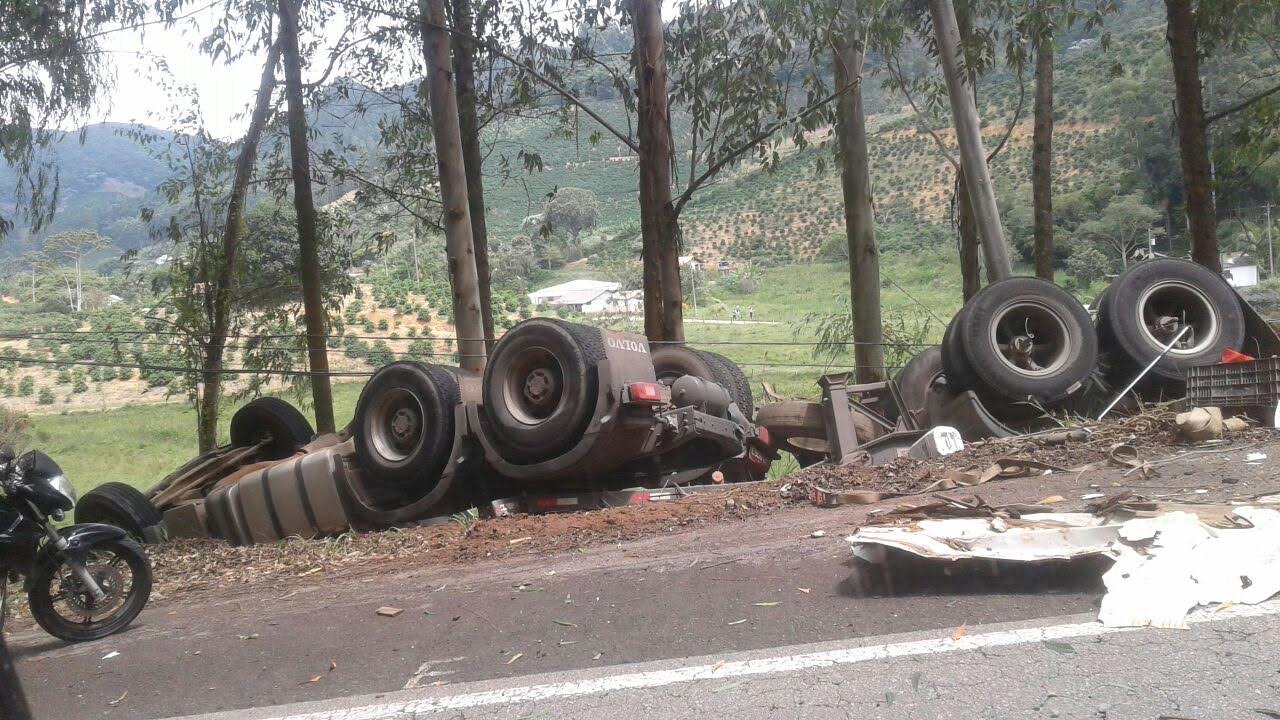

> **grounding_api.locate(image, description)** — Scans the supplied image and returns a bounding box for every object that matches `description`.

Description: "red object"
[754,425,772,449]
[1221,348,1255,364]
[626,381,669,405]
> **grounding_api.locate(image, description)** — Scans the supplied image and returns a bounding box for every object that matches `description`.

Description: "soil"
[128,411,1271,605]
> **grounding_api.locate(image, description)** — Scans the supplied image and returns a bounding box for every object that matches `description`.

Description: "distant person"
[747,305,755,320]
[732,305,741,322]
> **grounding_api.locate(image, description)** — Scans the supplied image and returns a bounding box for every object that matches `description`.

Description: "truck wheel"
[76,482,166,544]
[948,277,1097,407]
[354,361,459,489]
[890,346,946,427]
[697,350,754,419]
[230,397,314,460]
[941,303,982,395]
[651,345,754,418]
[1097,258,1244,381]
[483,318,605,463]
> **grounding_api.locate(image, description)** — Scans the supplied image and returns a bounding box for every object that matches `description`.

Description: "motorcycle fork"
[42,521,106,602]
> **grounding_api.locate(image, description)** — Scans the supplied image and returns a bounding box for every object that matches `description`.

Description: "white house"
[528,279,641,315]
[1222,253,1260,288]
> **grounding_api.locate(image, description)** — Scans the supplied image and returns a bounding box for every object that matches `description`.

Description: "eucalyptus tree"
[494,0,859,340]
[1162,0,1280,272]
[1,0,156,240]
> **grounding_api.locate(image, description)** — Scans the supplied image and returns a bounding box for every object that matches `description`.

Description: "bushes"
[17,377,34,397]
[366,341,394,367]
[37,387,55,405]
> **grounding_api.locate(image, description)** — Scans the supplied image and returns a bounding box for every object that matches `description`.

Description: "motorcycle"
[0,444,152,642]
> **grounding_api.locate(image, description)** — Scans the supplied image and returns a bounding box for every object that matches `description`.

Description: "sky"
[94,2,394,140]
[98,9,267,139]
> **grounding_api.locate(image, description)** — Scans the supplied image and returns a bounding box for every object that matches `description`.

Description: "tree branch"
[1206,81,1280,125]
[887,52,960,171]
[673,76,862,215]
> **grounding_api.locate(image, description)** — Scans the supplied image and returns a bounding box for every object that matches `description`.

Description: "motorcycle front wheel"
[27,539,152,642]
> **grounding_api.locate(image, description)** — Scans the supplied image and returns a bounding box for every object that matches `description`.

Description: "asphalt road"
[8,438,1279,720]
[180,601,1280,720]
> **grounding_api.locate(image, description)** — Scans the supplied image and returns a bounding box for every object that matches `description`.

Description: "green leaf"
[1041,640,1076,655]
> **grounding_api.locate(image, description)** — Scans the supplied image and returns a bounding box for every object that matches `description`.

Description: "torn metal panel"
[847,506,1280,630]
[847,513,1124,564]
[1100,507,1280,629]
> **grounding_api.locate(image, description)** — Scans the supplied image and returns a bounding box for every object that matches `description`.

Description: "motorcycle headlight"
[48,474,77,506]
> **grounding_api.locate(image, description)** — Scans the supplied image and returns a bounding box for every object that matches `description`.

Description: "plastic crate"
[1186,358,1280,408]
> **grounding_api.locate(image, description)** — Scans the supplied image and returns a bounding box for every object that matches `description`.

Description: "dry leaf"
[711,660,726,673]
[301,676,322,685]
[108,691,127,706]
[553,620,578,627]
[509,537,533,545]
[329,660,337,672]
[298,567,322,577]
[376,607,404,617]
[950,623,968,641]
[505,653,523,665]
[237,633,259,640]
[753,602,780,607]
[796,588,810,594]
[1038,495,1065,505]
[727,619,747,626]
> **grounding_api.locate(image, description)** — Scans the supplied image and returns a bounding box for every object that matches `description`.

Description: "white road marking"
[262,601,1280,720]
[403,656,466,690]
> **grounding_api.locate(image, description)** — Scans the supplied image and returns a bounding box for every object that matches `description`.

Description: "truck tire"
[697,350,755,419]
[651,345,754,418]
[75,482,167,544]
[941,303,982,396]
[1097,258,1244,381]
[354,361,459,489]
[889,346,946,427]
[946,277,1097,408]
[483,318,605,463]
[230,397,314,460]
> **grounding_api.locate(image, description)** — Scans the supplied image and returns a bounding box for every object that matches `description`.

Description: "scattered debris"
[1100,507,1280,629]
[1176,407,1224,442]
[375,607,404,617]
[848,503,1280,629]
[1247,452,1268,462]
[505,653,523,665]
[101,650,120,660]
[810,530,827,538]
[108,691,128,706]
[950,623,968,640]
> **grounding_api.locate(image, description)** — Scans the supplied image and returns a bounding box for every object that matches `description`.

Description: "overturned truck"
[114,319,772,545]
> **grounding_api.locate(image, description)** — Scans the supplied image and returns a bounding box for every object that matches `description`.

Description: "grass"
[27,383,366,496]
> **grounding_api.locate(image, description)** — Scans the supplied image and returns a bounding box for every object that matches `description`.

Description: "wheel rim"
[987,300,1074,377]
[502,345,565,425]
[1136,280,1218,356]
[370,387,427,462]
[49,550,134,626]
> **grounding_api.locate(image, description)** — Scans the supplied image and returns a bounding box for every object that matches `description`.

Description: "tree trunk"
[1031,37,1055,281]
[930,0,1013,281]
[632,0,684,342]
[1165,0,1220,272]
[957,172,982,300]
[833,43,884,383]
[450,0,495,348]
[420,0,487,373]
[197,40,281,453]
[278,0,336,433]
